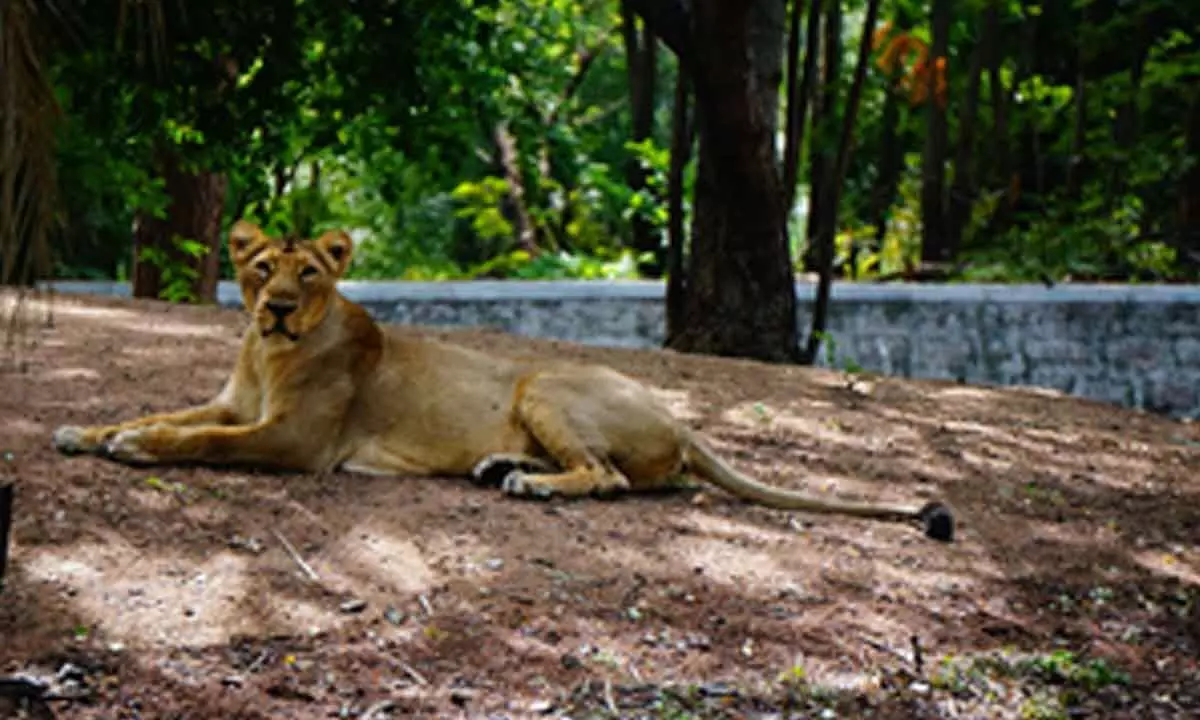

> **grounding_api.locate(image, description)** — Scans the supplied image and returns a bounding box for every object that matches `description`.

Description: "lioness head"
[227,220,354,341]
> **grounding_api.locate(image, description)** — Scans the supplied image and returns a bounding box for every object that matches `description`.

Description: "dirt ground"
[1,291,1198,719]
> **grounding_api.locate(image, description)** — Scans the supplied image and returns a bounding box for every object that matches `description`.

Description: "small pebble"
[698,682,737,698]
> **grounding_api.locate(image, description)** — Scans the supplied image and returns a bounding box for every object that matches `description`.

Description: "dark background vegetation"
[2,0,1199,362]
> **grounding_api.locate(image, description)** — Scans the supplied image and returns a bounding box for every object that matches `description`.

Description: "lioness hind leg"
[502,384,631,500]
[501,466,630,500]
[470,453,557,487]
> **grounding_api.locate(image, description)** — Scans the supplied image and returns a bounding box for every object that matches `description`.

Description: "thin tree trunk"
[782,0,822,214]
[621,1,662,274]
[665,69,694,344]
[867,9,913,257]
[920,0,951,263]
[947,12,987,251]
[987,3,1009,198]
[667,0,798,363]
[1177,92,1200,273]
[833,0,881,198]
[803,0,839,272]
[1108,25,1149,207]
[984,0,1027,237]
[492,122,541,257]
[132,149,228,303]
[1065,3,1086,200]
[803,0,881,364]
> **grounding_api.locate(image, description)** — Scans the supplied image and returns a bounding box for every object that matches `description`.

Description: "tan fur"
[52,222,954,540]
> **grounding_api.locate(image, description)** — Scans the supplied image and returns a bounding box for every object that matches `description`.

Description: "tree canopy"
[3,0,1198,359]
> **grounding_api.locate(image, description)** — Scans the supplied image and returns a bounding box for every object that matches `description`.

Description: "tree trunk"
[621,1,662,274]
[667,0,798,363]
[802,0,839,272]
[782,0,823,215]
[867,9,913,256]
[131,150,228,304]
[1108,25,1149,207]
[983,0,1028,238]
[1065,3,1087,200]
[749,0,787,163]
[987,2,1009,201]
[1179,92,1200,273]
[920,0,951,263]
[492,122,541,257]
[803,0,880,364]
[665,68,694,344]
[947,10,987,251]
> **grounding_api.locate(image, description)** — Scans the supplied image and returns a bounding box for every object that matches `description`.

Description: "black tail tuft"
[918,501,955,543]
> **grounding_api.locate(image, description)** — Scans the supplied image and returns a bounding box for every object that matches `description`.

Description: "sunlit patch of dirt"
[1,292,1198,718]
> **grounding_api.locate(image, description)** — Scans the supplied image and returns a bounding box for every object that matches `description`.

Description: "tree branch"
[547,42,608,127]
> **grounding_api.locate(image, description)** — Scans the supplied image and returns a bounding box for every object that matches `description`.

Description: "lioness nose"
[265,300,297,320]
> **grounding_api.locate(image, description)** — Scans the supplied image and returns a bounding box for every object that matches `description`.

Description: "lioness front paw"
[103,428,161,466]
[52,425,102,456]
[500,471,555,500]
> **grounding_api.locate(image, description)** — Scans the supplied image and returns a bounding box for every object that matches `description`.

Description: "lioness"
[53,221,954,542]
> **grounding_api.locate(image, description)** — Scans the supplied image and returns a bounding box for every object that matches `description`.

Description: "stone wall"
[49,280,1200,419]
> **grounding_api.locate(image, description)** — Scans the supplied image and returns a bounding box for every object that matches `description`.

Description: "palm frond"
[1,0,168,353]
[1,0,62,357]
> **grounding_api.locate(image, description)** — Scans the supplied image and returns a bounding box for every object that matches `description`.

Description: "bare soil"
[1,292,1198,719]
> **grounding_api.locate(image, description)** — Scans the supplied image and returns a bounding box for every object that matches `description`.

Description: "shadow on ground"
[1,292,1198,718]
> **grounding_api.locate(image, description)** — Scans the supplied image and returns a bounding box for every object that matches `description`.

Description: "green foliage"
[471,248,646,280]
[137,235,209,304]
[623,138,671,231]
[836,154,925,278]
[37,0,1200,292]
[1018,650,1131,692]
[451,178,516,242]
[959,189,1177,283]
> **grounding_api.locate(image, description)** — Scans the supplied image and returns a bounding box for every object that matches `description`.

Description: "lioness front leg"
[53,403,238,457]
[103,421,318,471]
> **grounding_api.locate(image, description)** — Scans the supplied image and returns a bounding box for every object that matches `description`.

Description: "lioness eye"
[300,265,319,279]
[254,261,271,278]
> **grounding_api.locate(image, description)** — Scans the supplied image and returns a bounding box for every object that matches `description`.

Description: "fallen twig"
[361,699,396,720]
[861,634,913,667]
[603,679,618,714]
[271,529,320,582]
[399,662,428,686]
[246,650,272,674]
[911,634,925,675]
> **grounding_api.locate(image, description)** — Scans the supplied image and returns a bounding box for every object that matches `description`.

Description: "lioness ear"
[229,220,265,265]
[315,229,353,276]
